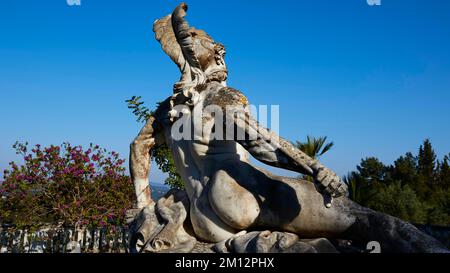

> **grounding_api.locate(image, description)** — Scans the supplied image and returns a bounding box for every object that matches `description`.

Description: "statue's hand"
[311,163,348,199]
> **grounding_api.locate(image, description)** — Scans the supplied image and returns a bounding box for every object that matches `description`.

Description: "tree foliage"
[367,181,427,224]
[150,144,184,189]
[346,139,450,226]
[294,136,334,160]
[0,142,135,229]
[126,96,152,123]
[418,139,436,185]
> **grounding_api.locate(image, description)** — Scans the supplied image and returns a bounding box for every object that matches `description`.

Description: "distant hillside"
[150,183,169,201]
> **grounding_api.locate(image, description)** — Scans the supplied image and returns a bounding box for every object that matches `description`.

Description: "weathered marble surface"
[128,189,343,253]
[127,189,196,253]
[127,3,450,253]
[127,189,449,253]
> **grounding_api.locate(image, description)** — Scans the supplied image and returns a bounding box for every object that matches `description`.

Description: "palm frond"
[295,135,334,159]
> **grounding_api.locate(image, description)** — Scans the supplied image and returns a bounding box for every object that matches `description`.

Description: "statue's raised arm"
[203,87,349,200]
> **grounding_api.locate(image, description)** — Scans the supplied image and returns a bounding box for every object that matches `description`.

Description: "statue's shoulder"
[202,83,249,110]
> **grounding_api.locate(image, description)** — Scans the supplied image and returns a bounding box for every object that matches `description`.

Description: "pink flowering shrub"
[0,142,135,229]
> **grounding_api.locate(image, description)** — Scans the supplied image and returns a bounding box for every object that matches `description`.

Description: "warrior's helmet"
[153,3,228,93]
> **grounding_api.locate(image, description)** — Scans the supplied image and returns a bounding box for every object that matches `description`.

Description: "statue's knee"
[209,170,260,230]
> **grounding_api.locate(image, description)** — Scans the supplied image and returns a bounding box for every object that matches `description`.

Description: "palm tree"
[294,136,334,181]
[294,136,334,160]
[344,171,360,203]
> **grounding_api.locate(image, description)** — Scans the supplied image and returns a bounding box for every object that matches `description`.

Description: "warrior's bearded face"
[193,35,228,83]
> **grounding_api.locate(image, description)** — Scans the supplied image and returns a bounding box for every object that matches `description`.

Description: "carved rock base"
[127,189,369,253]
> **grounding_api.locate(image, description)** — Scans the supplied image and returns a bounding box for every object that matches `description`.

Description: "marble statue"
[126,3,448,253]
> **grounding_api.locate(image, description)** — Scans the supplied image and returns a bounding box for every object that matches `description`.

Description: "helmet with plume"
[153,3,228,94]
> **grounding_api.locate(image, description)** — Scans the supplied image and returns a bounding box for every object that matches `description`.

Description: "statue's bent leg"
[208,169,261,230]
[130,116,158,209]
[274,177,448,253]
[332,198,449,253]
[206,161,448,252]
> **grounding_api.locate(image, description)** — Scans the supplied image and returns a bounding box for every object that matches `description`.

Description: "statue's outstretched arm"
[130,116,165,209]
[221,89,348,198]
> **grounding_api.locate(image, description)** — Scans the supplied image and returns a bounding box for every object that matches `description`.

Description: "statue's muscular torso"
[153,82,352,242]
[153,82,253,242]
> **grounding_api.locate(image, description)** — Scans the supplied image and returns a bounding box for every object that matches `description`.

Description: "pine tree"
[439,154,450,187]
[356,157,386,184]
[418,139,437,187]
[392,152,418,187]
[346,140,449,225]
[345,157,387,206]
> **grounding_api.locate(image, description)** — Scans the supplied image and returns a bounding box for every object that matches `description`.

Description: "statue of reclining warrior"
[127,3,448,253]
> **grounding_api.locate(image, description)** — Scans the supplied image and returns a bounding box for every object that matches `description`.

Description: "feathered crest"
[153,14,187,74]
[153,3,222,93]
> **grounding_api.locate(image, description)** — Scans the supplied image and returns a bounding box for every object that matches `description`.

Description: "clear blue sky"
[1,0,450,183]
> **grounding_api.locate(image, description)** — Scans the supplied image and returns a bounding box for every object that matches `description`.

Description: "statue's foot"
[213,231,340,253]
